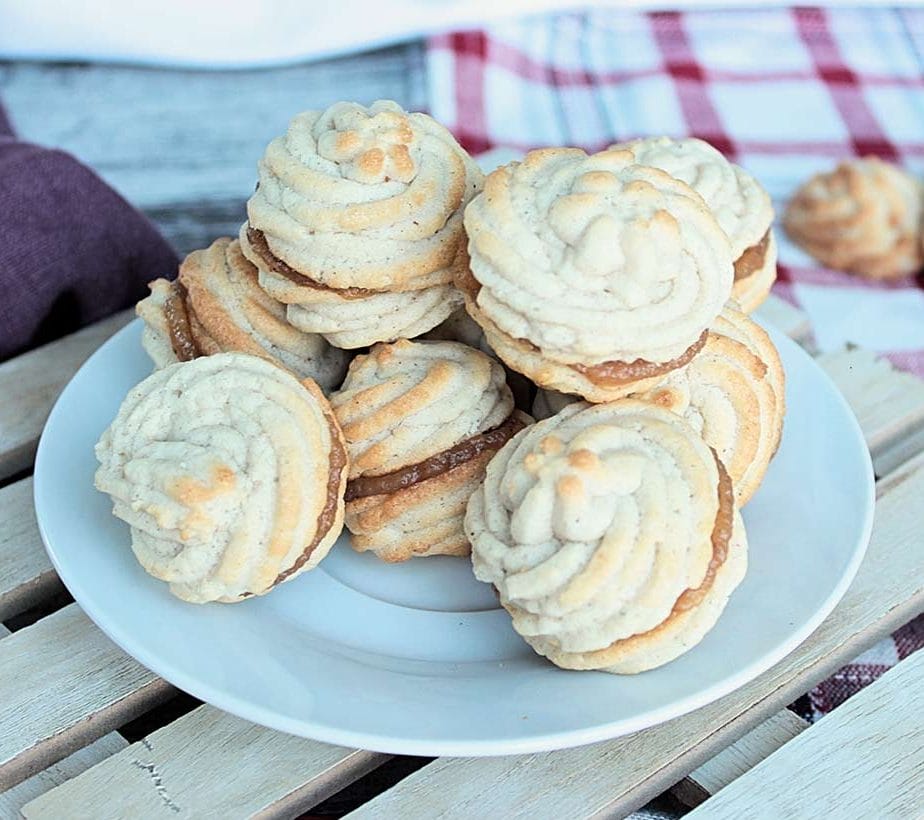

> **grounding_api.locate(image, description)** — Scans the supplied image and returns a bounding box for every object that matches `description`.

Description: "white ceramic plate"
[34,319,874,756]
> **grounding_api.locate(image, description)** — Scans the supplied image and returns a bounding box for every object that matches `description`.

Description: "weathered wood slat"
[1,734,128,818]
[878,445,924,496]
[0,51,426,255]
[21,707,389,820]
[346,460,924,819]
[0,621,129,815]
[0,604,173,792]
[0,322,919,816]
[0,311,132,483]
[687,649,924,819]
[672,709,808,808]
[820,347,924,475]
[0,477,62,621]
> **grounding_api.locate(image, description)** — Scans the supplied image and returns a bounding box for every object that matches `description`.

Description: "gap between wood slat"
[0,311,132,483]
[870,424,924,479]
[671,709,808,808]
[686,650,924,819]
[21,706,389,820]
[876,446,924,496]
[341,460,924,819]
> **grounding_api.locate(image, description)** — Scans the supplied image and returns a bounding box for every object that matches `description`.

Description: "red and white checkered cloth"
[426,7,924,720]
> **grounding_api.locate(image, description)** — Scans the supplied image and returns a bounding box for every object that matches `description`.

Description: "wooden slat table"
[683,649,924,819]
[0,50,427,257]
[0,292,922,819]
[2,51,924,820]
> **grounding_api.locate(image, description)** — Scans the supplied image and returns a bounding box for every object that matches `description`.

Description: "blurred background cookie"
[784,158,924,280]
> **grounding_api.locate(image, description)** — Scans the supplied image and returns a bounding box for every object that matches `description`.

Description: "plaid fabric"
[426,7,924,718]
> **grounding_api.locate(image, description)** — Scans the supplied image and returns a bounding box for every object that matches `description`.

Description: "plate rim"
[32,318,876,756]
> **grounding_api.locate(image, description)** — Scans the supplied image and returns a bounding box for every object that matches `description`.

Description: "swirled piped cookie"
[635,304,784,505]
[460,147,734,402]
[615,137,776,312]
[466,400,748,674]
[94,353,349,603]
[330,339,528,561]
[240,100,483,347]
[136,237,349,392]
[532,305,785,505]
[712,304,786,457]
[426,308,537,412]
[784,157,924,280]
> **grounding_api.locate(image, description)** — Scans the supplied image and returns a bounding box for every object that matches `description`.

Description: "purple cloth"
[0,103,178,360]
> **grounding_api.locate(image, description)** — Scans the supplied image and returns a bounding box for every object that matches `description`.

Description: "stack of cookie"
[616,137,777,312]
[330,339,527,562]
[136,237,349,391]
[468,400,748,674]
[97,104,788,676]
[784,157,924,280]
[531,303,784,507]
[461,145,734,402]
[460,141,785,672]
[138,99,483,370]
[239,99,482,349]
